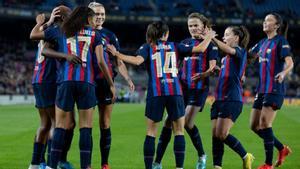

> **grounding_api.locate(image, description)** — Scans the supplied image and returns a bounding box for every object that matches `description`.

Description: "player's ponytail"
[230,25,250,49]
[146,21,169,44]
[62,6,95,38]
[269,13,288,38]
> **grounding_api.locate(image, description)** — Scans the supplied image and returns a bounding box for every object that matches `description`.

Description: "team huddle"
[27,2,294,169]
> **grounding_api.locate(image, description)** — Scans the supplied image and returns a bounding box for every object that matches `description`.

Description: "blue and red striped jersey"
[215,47,247,101]
[137,40,193,99]
[179,38,218,90]
[250,35,291,95]
[94,28,120,80]
[45,26,103,85]
[32,40,57,84]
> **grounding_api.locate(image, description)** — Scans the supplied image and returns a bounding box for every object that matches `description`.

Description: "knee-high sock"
[185,125,205,157]
[212,137,224,167]
[155,127,172,164]
[144,135,155,169]
[79,128,93,169]
[100,128,112,165]
[174,135,185,168]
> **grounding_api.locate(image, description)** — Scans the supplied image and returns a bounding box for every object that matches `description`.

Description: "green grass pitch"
[0,103,299,169]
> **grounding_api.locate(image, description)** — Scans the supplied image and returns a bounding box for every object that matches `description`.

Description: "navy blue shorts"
[95,79,113,105]
[145,96,185,122]
[210,101,243,122]
[253,93,284,111]
[33,83,57,108]
[55,81,96,112]
[183,89,208,112]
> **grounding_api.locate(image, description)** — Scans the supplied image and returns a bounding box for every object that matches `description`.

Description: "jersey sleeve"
[249,40,261,55]
[136,44,150,60]
[208,43,218,60]
[176,42,193,56]
[110,33,121,51]
[94,31,104,47]
[44,25,60,42]
[278,37,292,59]
[234,46,245,59]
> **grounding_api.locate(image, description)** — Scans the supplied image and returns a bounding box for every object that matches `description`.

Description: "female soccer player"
[88,2,134,169]
[152,13,218,169]
[29,6,75,169]
[107,21,216,169]
[249,13,293,169]
[210,26,254,169]
[32,6,115,169]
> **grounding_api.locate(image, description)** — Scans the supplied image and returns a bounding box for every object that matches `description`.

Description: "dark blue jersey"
[45,26,103,85]
[250,35,291,95]
[215,46,247,101]
[94,28,120,80]
[137,40,193,99]
[179,38,218,90]
[32,40,57,84]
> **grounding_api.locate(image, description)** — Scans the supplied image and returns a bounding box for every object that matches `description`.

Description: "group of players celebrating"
[27,2,293,169]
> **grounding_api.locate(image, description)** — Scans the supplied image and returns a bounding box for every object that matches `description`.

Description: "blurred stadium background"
[0,0,299,104]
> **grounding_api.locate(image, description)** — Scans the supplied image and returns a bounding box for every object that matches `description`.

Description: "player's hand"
[127,79,135,92]
[65,54,82,64]
[110,85,116,103]
[191,73,206,82]
[36,14,45,25]
[275,72,285,83]
[46,7,60,26]
[107,44,118,56]
[212,65,221,75]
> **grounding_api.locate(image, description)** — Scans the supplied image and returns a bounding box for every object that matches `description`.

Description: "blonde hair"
[88,2,104,9]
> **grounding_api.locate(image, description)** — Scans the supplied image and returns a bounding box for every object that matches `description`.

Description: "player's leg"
[144,97,165,169]
[99,104,113,168]
[29,108,51,169]
[211,119,224,169]
[46,106,55,167]
[185,105,207,169]
[76,82,96,169]
[29,84,54,169]
[153,116,172,167]
[172,116,185,169]
[95,79,114,169]
[167,96,185,169]
[78,108,94,169]
[58,111,75,169]
[210,101,224,169]
[48,82,75,169]
[216,101,253,169]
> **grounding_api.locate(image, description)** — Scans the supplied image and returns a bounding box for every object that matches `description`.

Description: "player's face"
[188,18,204,38]
[92,6,105,27]
[263,14,279,33]
[223,28,238,47]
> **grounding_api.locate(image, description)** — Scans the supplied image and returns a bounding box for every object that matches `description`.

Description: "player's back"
[57,26,102,84]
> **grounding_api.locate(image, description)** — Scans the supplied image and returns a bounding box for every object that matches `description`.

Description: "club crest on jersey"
[266,49,271,54]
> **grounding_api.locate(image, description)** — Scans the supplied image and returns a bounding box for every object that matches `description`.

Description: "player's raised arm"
[212,26,249,56]
[30,7,60,40]
[30,14,46,40]
[192,29,216,53]
[107,44,145,66]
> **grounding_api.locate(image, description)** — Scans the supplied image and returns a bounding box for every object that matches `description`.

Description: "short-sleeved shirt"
[136,40,193,99]
[94,28,120,80]
[215,46,247,102]
[249,35,291,95]
[179,38,218,90]
[32,40,57,84]
[45,26,103,85]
